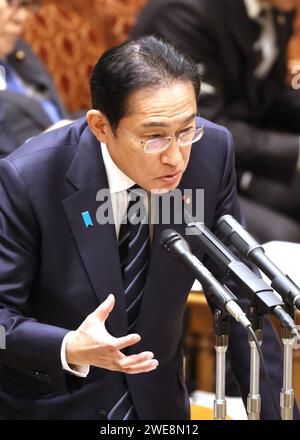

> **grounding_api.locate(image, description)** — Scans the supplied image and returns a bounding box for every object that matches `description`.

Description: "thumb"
[91,294,115,322]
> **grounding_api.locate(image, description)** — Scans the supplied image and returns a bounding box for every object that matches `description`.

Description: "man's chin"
[150,188,171,195]
[150,183,181,195]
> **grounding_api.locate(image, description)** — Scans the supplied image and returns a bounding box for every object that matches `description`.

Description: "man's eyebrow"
[141,113,197,128]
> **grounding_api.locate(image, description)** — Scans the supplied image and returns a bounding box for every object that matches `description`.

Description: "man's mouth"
[158,171,182,183]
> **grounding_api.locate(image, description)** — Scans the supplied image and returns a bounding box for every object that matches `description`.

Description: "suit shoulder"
[4,118,87,171]
[201,117,233,151]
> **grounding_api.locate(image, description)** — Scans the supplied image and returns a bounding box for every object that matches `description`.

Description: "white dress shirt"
[244,0,278,79]
[61,141,136,377]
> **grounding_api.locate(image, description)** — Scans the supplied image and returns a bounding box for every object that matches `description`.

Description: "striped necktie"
[119,185,150,331]
[108,186,150,420]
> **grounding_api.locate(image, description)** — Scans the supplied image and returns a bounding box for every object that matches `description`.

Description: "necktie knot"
[127,184,147,203]
[125,185,148,226]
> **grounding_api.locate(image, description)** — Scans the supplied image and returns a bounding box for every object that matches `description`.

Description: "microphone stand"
[214,309,228,420]
[280,305,295,420]
[247,306,263,420]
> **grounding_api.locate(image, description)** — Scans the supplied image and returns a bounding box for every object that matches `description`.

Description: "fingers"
[77,297,159,375]
[115,333,141,350]
[123,359,159,375]
[91,294,115,322]
[119,351,154,368]
[118,351,159,374]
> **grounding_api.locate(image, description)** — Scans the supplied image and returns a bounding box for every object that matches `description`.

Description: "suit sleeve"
[0,158,79,392]
[132,0,299,183]
[200,129,299,419]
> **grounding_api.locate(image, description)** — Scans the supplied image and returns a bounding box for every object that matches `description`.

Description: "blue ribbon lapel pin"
[82,211,94,228]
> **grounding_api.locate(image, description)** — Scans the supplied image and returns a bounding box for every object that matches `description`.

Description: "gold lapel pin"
[15,50,26,61]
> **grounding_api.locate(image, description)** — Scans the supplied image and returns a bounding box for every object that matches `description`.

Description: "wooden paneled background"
[23,0,147,111]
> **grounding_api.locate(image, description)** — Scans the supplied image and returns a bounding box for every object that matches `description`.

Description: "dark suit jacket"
[132,0,299,183]
[0,117,291,419]
[0,39,70,158]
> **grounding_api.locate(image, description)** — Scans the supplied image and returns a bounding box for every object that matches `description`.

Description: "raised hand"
[66,294,159,374]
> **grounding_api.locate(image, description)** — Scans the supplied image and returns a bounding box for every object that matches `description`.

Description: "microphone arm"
[160,229,251,330]
[217,214,300,311]
[183,217,298,337]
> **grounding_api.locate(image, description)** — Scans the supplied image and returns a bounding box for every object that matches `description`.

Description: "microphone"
[217,215,300,311]
[160,229,251,330]
[183,220,298,337]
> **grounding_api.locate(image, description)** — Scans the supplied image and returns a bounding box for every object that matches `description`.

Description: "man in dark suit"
[0,35,296,420]
[132,0,300,242]
[0,0,72,157]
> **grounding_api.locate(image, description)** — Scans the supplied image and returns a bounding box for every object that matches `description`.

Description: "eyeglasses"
[119,120,204,154]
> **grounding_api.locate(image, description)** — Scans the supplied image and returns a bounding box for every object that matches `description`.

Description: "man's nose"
[160,138,183,166]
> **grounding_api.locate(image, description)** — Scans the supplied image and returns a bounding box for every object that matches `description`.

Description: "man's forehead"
[124,83,198,127]
[127,82,196,105]
[140,112,197,128]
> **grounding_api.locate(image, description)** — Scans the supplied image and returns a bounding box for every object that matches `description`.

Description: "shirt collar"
[244,0,270,20]
[100,142,136,194]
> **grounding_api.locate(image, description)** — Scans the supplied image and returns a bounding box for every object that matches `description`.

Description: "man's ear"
[86,110,111,143]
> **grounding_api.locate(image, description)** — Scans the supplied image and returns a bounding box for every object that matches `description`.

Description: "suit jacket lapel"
[63,125,127,337]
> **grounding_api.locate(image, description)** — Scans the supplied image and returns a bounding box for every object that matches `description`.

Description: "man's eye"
[178,126,194,135]
[147,134,163,139]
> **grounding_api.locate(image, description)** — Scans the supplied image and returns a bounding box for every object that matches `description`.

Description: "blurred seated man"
[132,0,300,243]
[0,0,73,158]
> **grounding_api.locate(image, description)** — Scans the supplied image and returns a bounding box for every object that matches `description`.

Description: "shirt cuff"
[61,331,90,377]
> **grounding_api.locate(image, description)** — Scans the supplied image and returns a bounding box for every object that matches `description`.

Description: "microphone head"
[160,229,191,254]
[217,214,260,256]
[217,214,234,237]
[160,229,179,248]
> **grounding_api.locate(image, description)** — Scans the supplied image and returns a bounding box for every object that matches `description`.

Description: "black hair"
[90,35,201,129]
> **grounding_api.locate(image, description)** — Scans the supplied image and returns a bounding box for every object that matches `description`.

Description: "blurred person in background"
[132,0,300,243]
[0,0,73,158]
